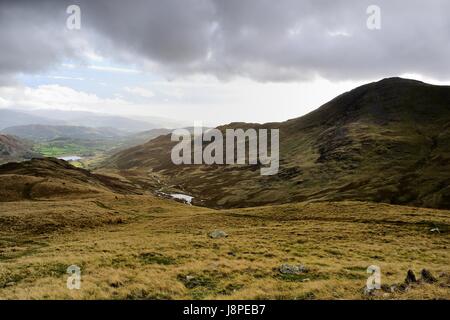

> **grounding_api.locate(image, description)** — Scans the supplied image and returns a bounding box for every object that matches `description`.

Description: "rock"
[186,275,195,281]
[5,282,15,287]
[380,284,391,292]
[429,227,440,233]
[363,287,383,296]
[208,230,228,239]
[420,269,437,283]
[279,264,308,275]
[363,287,372,295]
[389,285,398,293]
[405,269,417,284]
[398,283,410,292]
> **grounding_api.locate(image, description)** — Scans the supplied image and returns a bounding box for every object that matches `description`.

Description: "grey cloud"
[0,0,85,83]
[1,0,450,83]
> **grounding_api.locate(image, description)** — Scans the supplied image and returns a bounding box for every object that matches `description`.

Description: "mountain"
[0,109,185,133]
[23,109,181,132]
[0,158,141,201]
[103,78,450,209]
[0,109,60,130]
[1,124,127,141]
[123,128,173,146]
[0,134,41,164]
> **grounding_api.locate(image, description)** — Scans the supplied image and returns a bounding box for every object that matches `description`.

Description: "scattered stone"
[380,284,391,292]
[429,227,440,233]
[208,230,228,239]
[362,287,383,297]
[279,264,308,275]
[405,269,417,284]
[398,283,410,292]
[186,275,195,282]
[363,287,372,295]
[420,269,437,283]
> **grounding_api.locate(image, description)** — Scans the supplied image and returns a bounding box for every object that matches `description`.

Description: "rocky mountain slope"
[0,134,40,164]
[104,78,450,209]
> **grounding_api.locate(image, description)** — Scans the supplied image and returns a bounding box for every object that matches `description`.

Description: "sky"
[1,0,450,127]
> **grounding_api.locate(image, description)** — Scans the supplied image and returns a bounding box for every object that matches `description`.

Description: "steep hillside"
[125,128,173,146]
[0,134,41,164]
[104,78,450,209]
[0,158,141,201]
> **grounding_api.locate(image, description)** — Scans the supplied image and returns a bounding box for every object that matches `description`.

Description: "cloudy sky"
[1,0,449,126]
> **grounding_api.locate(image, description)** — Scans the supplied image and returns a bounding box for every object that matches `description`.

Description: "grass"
[34,143,92,158]
[0,195,448,299]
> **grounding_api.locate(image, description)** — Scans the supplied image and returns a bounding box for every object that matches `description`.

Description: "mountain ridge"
[103,77,450,209]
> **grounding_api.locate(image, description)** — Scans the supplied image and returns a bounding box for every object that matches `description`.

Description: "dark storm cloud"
[1,0,450,83]
[0,0,84,82]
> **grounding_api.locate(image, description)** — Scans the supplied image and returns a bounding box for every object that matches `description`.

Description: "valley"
[0,136,448,299]
[0,78,449,300]
[105,78,450,210]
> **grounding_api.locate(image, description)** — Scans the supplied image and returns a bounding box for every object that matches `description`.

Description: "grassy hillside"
[0,194,448,299]
[104,78,450,209]
[0,134,41,164]
[0,158,447,299]
[0,158,141,201]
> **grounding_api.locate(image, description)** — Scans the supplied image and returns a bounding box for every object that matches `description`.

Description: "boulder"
[421,269,437,283]
[404,269,417,284]
[208,230,228,239]
[279,264,308,275]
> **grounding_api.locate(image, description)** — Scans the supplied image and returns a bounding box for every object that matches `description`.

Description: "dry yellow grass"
[0,195,448,300]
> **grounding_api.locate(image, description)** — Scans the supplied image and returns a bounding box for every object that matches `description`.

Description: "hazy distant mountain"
[124,128,173,146]
[104,78,450,210]
[1,124,127,141]
[23,109,182,132]
[0,109,61,130]
[0,108,186,133]
[0,134,41,164]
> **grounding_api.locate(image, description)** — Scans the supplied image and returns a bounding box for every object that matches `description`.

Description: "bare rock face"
[405,270,417,284]
[420,269,437,283]
[208,230,228,239]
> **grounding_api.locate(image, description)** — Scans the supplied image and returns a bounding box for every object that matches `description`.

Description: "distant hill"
[1,124,127,141]
[124,128,174,146]
[0,109,185,133]
[22,109,182,132]
[0,158,141,201]
[0,109,60,130]
[104,78,450,209]
[0,134,41,164]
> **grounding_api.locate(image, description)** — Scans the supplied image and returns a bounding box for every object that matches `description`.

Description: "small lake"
[58,155,83,162]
